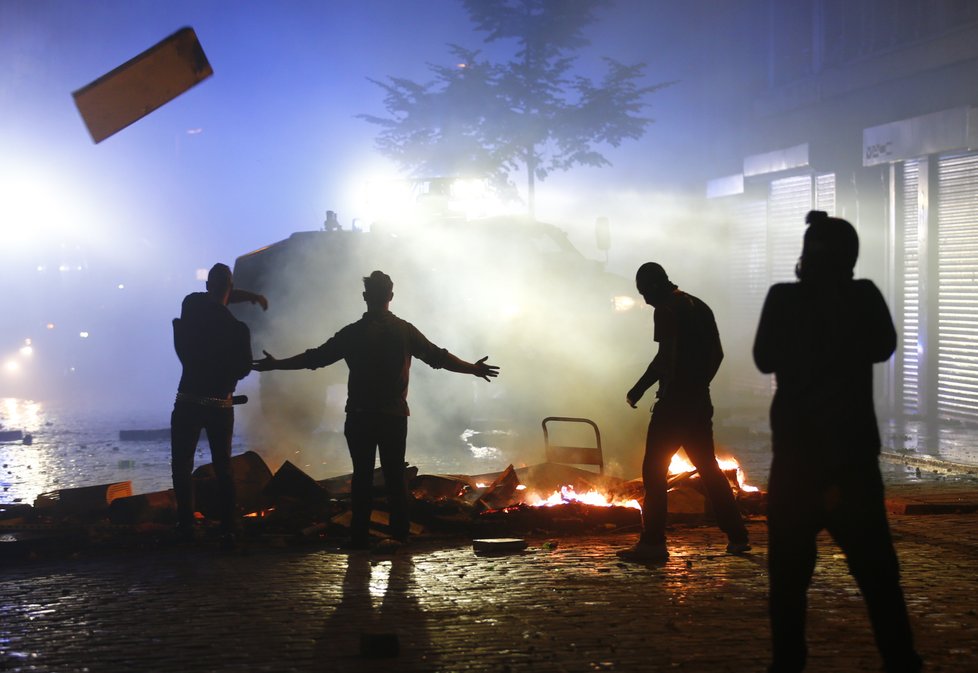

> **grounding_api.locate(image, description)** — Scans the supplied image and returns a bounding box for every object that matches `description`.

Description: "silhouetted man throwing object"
[618,262,750,563]
[171,263,267,546]
[754,211,921,673]
[253,271,499,549]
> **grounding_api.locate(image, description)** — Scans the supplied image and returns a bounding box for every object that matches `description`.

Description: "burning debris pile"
[0,449,765,560]
[454,453,764,537]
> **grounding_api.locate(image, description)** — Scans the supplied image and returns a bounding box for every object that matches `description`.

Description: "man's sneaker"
[616,541,669,563]
[726,539,752,555]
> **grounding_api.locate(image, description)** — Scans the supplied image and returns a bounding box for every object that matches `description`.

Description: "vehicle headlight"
[613,295,637,312]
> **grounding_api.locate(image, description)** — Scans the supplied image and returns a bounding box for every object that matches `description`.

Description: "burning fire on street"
[524,485,642,510]
[480,451,759,512]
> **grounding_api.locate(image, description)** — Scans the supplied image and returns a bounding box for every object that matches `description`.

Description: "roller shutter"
[937,153,978,420]
[815,173,836,214]
[768,175,812,283]
[900,161,921,416]
[727,199,770,395]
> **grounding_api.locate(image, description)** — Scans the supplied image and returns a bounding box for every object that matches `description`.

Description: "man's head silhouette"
[206,263,233,304]
[635,262,677,307]
[363,270,394,309]
[796,210,859,282]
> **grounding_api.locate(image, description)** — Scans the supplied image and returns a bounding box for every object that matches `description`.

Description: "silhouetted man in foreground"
[171,263,267,545]
[754,211,921,673]
[618,262,750,563]
[253,271,499,549]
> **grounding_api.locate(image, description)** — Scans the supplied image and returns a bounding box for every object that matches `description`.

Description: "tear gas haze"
[5,0,978,485]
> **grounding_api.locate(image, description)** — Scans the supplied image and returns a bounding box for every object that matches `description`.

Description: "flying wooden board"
[72,27,212,143]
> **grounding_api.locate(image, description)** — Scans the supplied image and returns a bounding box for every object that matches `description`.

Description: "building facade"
[701,0,978,455]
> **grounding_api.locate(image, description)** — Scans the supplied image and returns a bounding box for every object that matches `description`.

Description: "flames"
[524,485,642,510]
[523,451,758,510]
[670,452,760,493]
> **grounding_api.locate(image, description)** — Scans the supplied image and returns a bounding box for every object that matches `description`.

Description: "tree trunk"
[526,148,536,220]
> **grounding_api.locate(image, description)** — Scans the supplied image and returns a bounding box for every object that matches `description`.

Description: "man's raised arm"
[440,353,499,382]
[229,288,268,311]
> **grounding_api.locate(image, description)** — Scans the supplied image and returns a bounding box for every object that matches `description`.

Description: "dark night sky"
[0,1,759,406]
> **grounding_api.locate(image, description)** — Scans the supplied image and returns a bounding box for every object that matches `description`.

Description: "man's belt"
[175,392,234,408]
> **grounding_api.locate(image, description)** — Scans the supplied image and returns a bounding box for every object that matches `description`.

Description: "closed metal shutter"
[900,161,921,416]
[768,176,812,283]
[815,173,836,214]
[727,199,770,395]
[937,153,978,420]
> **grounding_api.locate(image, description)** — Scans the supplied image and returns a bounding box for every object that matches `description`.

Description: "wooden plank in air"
[72,27,213,143]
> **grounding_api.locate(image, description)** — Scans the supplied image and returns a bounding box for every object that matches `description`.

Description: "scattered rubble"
[0,450,766,563]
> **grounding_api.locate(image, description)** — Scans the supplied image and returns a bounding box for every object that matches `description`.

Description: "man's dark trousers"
[344,411,410,544]
[767,456,921,673]
[640,395,748,545]
[170,400,236,532]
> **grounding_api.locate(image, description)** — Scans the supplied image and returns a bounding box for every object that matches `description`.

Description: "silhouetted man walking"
[754,211,921,673]
[618,262,750,563]
[171,262,267,546]
[253,270,499,549]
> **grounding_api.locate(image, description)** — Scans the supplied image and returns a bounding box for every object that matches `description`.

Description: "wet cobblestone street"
[2,489,977,673]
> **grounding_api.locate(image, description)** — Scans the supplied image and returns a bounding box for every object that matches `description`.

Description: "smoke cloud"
[233,213,653,480]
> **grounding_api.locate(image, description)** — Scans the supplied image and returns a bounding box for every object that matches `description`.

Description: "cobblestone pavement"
[2,491,977,673]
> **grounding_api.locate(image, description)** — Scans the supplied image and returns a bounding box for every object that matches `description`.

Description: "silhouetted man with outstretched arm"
[754,211,921,673]
[171,262,267,546]
[617,262,750,563]
[252,270,499,549]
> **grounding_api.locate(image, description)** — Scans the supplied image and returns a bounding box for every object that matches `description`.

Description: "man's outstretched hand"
[229,288,269,311]
[252,349,278,372]
[473,356,499,382]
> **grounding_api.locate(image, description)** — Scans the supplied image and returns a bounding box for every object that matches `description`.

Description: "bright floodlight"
[19,346,32,357]
[447,178,494,219]
[0,173,73,248]
[364,179,415,224]
[450,178,487,201]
